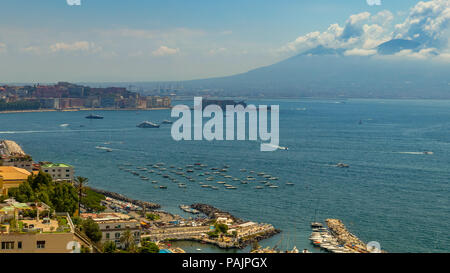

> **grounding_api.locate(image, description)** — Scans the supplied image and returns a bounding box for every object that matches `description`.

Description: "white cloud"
[344,48,377,56]
[394,0,450,48]
[50,41,102,53]
[280,10,392,54]
[280,0,449,60]
[152,45,180,57]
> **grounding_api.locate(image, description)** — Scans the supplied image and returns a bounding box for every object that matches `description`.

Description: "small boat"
[269,185,279,188]
[255,186,264,189]
[137,121,160,128]
[336,163,350,168]
[161,120,173,124]
[286,182,295,186]
[178,184,186,188]
[225,186,237,190]
[159,186,167,189]
[86,114,104,119]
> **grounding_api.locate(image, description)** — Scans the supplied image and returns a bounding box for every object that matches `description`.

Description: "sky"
[0,0,448,83]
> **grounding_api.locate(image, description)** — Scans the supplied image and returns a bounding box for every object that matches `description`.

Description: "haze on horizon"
[0,0,449,85]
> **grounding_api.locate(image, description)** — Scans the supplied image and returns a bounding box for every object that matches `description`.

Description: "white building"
[41,163,74,182]
[80,213,141,249]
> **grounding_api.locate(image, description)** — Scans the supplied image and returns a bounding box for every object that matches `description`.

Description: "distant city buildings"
[0,82,171,111]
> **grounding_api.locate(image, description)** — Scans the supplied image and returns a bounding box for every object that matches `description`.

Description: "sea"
[1,99,449,253]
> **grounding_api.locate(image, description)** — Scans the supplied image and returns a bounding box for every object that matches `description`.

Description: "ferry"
[137,121,160,128]
[86,114,104,119]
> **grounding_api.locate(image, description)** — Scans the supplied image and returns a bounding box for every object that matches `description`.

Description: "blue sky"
[0,0,447,83]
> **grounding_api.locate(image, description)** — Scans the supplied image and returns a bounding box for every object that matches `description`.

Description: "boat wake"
[95,146,114,152]
[261,143,289,151]
[395,151,434,155]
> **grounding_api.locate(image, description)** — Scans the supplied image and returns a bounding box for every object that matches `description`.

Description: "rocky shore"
[237,228,281,249]
[90,187,161,209]
[190,203,244,224]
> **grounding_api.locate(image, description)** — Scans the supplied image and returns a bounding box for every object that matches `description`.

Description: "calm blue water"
[1,99,449,253]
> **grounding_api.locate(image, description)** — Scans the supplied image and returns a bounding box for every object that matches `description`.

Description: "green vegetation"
[207,222,229,238]
[120,229,136,252]
[7,172,105,216]
[145,213,160,221]
[80,218,102,243]
[138,239,159,253]
[8,172,78,215]
[102,241,117,253]
[82,188,106,212]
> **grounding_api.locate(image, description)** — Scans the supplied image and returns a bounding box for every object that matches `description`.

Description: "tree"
[103,241,117,253]
[81,218,102,243]
[138,240,159,253]
[120,229,136,252]
[215,223,229,234]
[75,176,89,215]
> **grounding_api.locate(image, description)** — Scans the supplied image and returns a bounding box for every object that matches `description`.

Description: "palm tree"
[120,229,136,252]
[75,176,89,216]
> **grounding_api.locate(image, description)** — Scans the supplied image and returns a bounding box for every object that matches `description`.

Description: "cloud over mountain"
[281,0,449,58]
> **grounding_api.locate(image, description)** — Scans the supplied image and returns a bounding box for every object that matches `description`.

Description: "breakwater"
[190,203,244,224]
[89,187,160,209]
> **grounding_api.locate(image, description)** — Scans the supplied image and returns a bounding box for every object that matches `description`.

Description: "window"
[44,170,48,172]
[37,241,45,249]
[66,169,70,172]
[66,175,70,177]
[115,233,121,239]
[1,242,14,250]
[18,242,22,249]
[106,233,110,239]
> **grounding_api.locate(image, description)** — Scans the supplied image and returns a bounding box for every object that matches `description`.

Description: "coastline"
[0,107,171,114]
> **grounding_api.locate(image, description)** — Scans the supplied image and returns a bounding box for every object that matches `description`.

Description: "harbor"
[309,219,384,253]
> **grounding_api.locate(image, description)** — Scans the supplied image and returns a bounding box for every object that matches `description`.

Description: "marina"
[308,219,383,253]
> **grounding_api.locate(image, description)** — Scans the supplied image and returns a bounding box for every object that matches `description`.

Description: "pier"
[89,187,161,210]
[309,219,382,253]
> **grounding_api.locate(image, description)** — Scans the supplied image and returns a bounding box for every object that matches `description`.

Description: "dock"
[309,219,383,253]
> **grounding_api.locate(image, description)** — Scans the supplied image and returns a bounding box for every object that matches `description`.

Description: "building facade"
[40,163,74,182]
[0,166,32,196]
[80,213,141,249]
